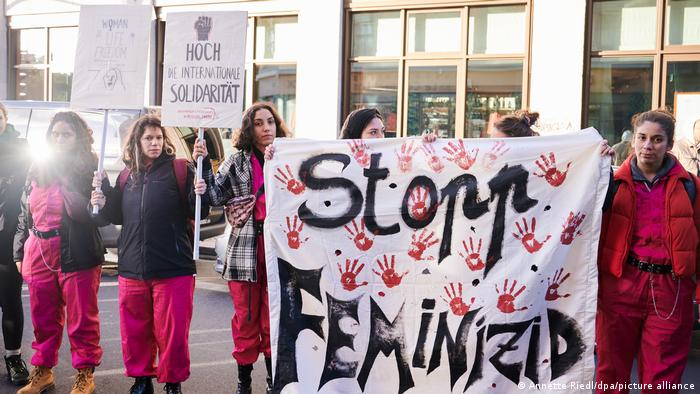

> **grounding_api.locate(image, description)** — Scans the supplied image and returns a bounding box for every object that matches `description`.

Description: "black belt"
[254,221,264,235]
[30,227,60,239]
[627,256,673,275]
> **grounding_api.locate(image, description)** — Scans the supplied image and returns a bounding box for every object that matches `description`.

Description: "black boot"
[265,358,272,394]
[164,382,181,394]
[129,376,154,394]
[236,364,253,394]
[4,355,29,386]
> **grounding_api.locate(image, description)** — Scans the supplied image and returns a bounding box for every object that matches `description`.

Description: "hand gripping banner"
[264,129,609,394]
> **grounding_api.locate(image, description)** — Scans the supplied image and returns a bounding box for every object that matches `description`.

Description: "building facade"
[2,0,700,142]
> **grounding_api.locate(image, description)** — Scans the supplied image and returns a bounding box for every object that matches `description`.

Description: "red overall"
[119,275,195,383]
[228,154,271,365]
[21,182,102,369]
[596,174,696,393]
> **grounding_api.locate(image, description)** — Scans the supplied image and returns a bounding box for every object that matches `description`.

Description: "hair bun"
[514,110,539,127]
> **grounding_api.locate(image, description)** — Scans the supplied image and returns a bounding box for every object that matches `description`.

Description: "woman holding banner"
[14,111,105,394]
[198,102,289,394]
[596,108,700,393]
[90,115,208,394]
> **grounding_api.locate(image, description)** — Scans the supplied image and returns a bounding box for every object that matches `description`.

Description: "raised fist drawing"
[194,16,213,41]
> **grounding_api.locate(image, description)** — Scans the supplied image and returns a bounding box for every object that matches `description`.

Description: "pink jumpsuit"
[596,178,695,393]
[228,154,271,365]
[21,182,102,369]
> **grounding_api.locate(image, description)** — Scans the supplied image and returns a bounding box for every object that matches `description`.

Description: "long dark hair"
[31,111,97,187]
[234,102,289,152]
[340,108,383,139]
[494,110,540,137]
[121,115,176,175]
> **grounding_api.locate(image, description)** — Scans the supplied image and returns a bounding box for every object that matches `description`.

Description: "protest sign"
[161,11,247,128]
[264,129,609,393]
[70,5,151,109]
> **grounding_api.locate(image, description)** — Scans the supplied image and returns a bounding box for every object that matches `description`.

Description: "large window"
[252,16,298,132]
[12,27,78,101]
[586,0,700,143]
[346,3,529,138]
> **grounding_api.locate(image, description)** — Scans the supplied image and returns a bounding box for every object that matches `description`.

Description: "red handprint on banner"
[560,211,586,245]
[441,282,475,316]
[348,139,371,168]
[443,140,478,170]
[545,268,571,301]
[274,165,306,195]
[457,237,485,271]
[344,218,374,251]
[373,255,408,288]
[337,258,368,291]
[533,152,572,187]
[408,186,432,221]
[482,141,510,170]
[283,215,309,249]
[396,140,418,173]
[421,143,445,173]
[408,229,439,261]
[495,279,528,314]
[512,217,552,253]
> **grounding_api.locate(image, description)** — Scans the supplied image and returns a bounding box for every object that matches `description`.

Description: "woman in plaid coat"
[200,103,289,394]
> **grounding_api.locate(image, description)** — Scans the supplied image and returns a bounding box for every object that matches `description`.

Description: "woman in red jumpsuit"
[597,109,700,393]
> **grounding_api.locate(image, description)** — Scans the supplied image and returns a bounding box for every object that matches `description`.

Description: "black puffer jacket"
[0,126,29,266]
[13,163,107,272]
[99,154,210,280]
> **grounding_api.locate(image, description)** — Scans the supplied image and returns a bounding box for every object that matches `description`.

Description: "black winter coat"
[0,127,29,266]
[99,154,210,280]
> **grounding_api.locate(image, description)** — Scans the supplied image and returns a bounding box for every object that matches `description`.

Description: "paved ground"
[0,253,270,394]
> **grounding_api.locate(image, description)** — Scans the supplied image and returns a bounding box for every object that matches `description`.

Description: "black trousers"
[0,263,23,351]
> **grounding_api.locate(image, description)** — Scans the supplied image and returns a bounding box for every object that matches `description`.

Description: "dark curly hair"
[234,102,289,152]
[31,111,97,188]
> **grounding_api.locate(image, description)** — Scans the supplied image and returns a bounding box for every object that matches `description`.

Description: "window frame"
[12,26,78,101]
[249,14,299,131]
[343,1,532,138]
[583,0,700,132]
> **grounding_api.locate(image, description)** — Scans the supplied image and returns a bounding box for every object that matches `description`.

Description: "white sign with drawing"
[160,11,247,128]
[70,5,152,109]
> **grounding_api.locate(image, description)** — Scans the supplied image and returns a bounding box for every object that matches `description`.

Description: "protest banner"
[161,11,247,257]
[264,129,609,393]
[70,5,152,109]
[160,11,247,128]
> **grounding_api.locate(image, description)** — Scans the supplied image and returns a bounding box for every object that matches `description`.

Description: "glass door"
[403,61,463,138]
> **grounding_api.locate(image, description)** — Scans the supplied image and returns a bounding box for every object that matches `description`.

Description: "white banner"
[160,11,247,128]
[265,129,609,394]
[70,5,151,109]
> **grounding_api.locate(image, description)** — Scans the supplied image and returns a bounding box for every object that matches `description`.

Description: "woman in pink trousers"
[14,111,106,394]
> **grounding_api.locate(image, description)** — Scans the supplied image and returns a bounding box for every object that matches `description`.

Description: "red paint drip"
[378,291,385,297]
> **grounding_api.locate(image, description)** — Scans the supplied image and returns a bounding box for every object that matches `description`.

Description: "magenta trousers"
[119,275,195,383]
[22,235,102,369]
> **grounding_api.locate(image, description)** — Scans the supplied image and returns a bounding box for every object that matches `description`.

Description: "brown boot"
[70,367,95,394]
[17,366,54,394]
